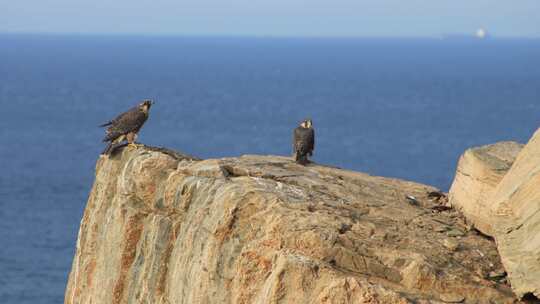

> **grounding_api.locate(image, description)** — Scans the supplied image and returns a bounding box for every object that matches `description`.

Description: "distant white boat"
[476,28,488,39]
[441,28,491,40]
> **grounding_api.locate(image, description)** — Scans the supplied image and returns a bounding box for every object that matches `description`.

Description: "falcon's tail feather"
[295,153,309,165]
[101,142,114,155]
[102,132,119,142]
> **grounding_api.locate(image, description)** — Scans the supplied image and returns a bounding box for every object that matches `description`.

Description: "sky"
[1,0,539,37]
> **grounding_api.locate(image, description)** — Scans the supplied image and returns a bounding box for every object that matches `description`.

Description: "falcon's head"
[300,119,313,129]
[139,99,154,113]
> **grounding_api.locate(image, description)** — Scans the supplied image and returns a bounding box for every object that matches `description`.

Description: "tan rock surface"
[65,146,518,304]
[489,129,540,299]
[448,141,523,235]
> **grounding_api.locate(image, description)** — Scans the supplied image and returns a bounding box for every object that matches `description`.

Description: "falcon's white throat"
[300,120,312,128]
[140,104,150,114]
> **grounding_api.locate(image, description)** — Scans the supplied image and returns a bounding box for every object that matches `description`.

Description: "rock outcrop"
[489,130,540,299]
[448,141,523,236]
[449,131,540,299]
[65,146,519,303]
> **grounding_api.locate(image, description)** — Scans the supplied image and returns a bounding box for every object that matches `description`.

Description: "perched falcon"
[100,99,154,155]
[293,119,315,165]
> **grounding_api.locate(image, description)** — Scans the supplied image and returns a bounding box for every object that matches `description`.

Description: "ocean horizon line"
[1,31,539,41]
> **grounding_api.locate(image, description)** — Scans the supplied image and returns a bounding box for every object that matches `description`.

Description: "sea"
[0,34,539,303]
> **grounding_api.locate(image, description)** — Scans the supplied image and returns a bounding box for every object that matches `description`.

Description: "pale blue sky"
[1,0,539,37]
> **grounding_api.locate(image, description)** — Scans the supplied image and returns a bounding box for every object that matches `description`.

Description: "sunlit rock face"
[449,128,540,300]
[488,130,540,299]
[449,141,523,236]
[65,146,517,304]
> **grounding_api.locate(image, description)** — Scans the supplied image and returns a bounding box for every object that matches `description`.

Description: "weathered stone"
[65,145,518,303]
[434,226,450,232]
[440,293,465,303]
[488,270,507,279]
[442,239,460,251]
[448,131,540,299]
[448,141,523,236]
[489,129,540,299]
[446,229,465,237]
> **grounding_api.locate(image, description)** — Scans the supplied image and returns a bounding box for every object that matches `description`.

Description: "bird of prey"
[293,119,315,165]
[100,99,154,155]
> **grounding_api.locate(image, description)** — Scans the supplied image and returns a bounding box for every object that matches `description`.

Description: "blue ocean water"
[0,34,539,303]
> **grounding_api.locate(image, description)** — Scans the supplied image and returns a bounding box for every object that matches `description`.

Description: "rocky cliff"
[66,146,521,303]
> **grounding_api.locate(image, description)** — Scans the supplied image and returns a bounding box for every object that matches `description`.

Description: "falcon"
[293,119,315,165]
[100,99,154,155]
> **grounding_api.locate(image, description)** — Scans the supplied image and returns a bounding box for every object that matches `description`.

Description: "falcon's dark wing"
[102,107,148,142]
[99,107,135,128]
[307,128,314,156]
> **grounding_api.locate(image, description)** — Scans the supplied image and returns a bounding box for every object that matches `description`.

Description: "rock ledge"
[65,146,518,303]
